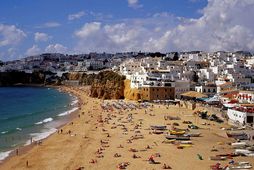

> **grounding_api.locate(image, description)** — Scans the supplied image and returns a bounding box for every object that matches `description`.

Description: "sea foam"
[1,131,8,134]
[71,99,79,106]
[57,107,79,117]
[25,128,57,145]
[0,150,12,162]
[35,117,53,125]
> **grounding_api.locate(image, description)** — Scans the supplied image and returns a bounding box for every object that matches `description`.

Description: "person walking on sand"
[26,160,29,167]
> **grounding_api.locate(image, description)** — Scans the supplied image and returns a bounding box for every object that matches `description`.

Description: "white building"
[238,91,254,103]
[195,83,217,97]
[198,68,216,82]
[227,107,254,125]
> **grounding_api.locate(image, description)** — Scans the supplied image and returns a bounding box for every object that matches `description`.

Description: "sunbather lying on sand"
[89,159,97,164]
[146,145,152,149]
[114,153,121,157]
[162,163,172,169]
[132,154,141,159]
[148,155,156,164]
[117,162,130,170]
[129,148,138,152]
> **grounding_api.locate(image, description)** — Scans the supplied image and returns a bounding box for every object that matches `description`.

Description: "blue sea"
[0,87,78,161]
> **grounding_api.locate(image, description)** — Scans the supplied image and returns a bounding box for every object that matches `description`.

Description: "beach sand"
[0,86,253,170]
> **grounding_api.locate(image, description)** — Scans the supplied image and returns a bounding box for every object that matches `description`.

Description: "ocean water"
[0,87,78,161]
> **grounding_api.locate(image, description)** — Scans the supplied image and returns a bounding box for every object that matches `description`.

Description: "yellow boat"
[177,144,192,149]
[179,144,192,147]
[169,130,185,135]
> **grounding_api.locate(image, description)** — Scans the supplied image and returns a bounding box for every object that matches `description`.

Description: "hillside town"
[1,51,254,128]
[1,51,254,169]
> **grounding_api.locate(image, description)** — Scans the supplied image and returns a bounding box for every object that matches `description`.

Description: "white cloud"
[167,0,254,52]
[34,32,51,42]
[74,0,254,53]
[127,0,142,8]
[0,24,26,47]
[68,11,85,21]
[73,14,179,53]
[45,43,68,53]
[26,45,41,56]
[74,22,101,38]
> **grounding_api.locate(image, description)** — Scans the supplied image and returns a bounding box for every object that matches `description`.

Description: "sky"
[0,0,254,61]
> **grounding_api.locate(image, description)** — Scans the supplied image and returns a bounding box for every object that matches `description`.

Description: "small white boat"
[235,149,254,156]
[180,141,192,144]
[231,142,246,147]
[230,165,252,169]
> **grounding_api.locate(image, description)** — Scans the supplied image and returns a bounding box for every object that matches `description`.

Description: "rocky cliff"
[124,80,141,101]
[0,71,46,86]
[63,71,126,99]
[89,71,125,99]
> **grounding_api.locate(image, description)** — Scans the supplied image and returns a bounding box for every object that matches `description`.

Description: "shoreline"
[0,85,81,165]
[1,86,254,170]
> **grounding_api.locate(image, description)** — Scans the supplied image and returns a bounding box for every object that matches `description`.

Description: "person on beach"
[146,145,151,149]
[114,153,121,157]
[89,159,97,164]
[26,160,29,167]
[118,144,124,148]
[16,149,19,156]
[132,154,140,159]
[162,163,172,169]
[148,155,155,164]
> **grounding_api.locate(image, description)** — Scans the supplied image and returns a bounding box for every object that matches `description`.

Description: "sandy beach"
[0,86,253,170]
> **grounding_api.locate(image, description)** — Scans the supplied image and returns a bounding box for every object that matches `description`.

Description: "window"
[203,89,206,93]
[165,89,167,92]
[157,95,159,98]
[153,89,154,91]
[208,89,210,92]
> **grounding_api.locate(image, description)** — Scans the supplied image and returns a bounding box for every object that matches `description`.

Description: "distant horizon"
[1,50,254,62]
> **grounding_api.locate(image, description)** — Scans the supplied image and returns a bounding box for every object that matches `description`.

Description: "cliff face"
[124,80,141,101]
[0,71,46,86]
[89,71,125,99]
[63,71,126,100]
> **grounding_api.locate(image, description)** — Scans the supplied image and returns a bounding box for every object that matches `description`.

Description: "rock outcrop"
[89,71,125,99]
[63,71,126,100]
[124,80,141,101]
[0,71,46,86]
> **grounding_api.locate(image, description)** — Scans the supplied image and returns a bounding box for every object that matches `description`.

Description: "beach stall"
[180,91,208,100]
